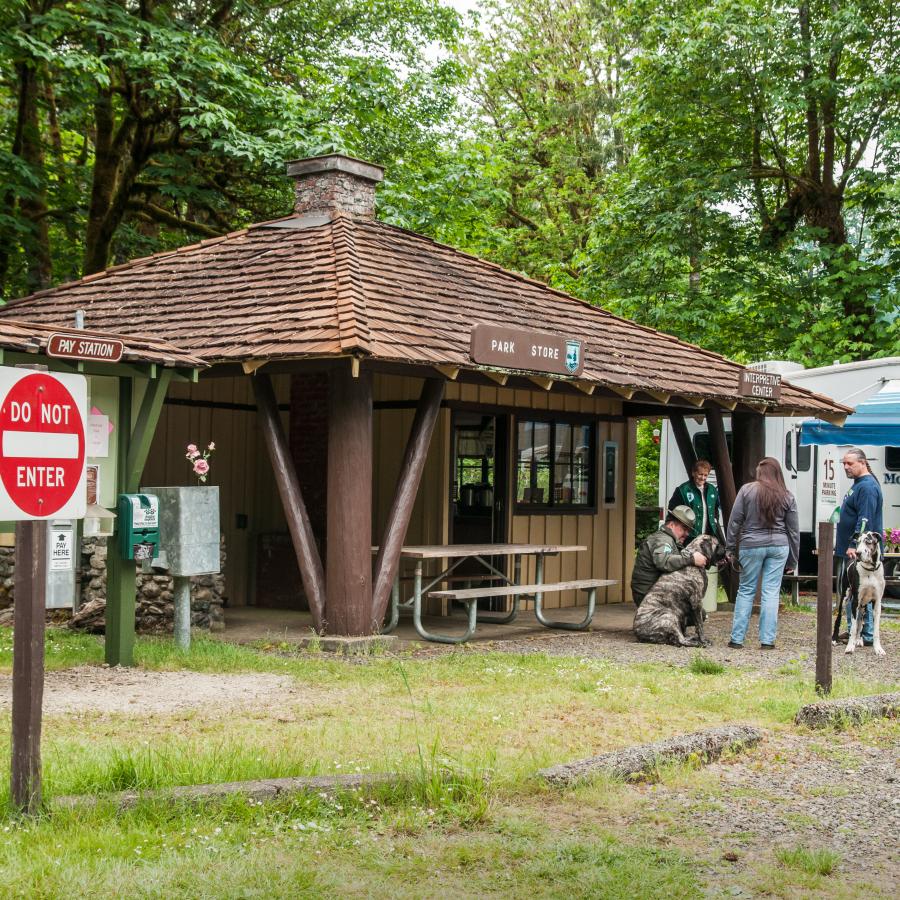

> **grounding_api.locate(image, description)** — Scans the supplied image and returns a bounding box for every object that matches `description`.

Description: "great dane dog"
[843,531,886,657]
[633,535,726,647]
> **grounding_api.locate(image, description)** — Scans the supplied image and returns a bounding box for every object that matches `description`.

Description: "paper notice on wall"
[87,413,110,457]
[50,529,73,571]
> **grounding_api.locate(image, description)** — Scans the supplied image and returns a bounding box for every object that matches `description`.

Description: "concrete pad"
[212,603,636,649]
[296,634,398,656]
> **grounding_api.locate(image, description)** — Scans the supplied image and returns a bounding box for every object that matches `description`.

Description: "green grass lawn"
[0,628,896,898]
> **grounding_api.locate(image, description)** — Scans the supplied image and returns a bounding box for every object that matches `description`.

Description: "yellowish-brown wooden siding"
[141,373,289,607]
[373,376,634,610]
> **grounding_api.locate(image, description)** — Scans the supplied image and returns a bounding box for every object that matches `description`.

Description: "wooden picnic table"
[373,543,594,644]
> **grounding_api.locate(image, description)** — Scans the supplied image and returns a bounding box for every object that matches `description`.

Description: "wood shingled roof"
[0,318,206,368]
[0,212,848,419]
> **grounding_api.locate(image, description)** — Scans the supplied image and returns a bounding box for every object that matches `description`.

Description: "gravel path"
[410,608,900,684]
[637,728,900,894]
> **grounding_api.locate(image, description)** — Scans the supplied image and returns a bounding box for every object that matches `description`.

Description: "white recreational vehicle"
[658,357,900,576]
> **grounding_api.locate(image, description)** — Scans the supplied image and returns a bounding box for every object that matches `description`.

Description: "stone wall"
[0,537,226,634]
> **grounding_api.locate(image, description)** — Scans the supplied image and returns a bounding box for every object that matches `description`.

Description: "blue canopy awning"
[800,379,900,446]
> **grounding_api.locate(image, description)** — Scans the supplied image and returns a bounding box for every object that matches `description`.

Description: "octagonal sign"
[0,368,87,519]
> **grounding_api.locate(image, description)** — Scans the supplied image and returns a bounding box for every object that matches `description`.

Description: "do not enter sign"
[0,368,87,519]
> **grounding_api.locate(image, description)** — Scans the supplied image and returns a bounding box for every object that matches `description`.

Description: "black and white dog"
[842,531,886,657]
[633,535,727,647]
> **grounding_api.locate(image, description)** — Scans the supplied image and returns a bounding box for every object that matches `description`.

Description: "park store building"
[0,155,850,639]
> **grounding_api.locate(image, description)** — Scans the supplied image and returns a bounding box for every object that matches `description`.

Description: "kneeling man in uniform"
[631,505,708,606]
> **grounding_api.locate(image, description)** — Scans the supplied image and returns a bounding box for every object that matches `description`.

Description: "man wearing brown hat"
[631,505,708,606]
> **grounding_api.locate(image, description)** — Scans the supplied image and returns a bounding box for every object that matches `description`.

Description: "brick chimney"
[285,154,384,219]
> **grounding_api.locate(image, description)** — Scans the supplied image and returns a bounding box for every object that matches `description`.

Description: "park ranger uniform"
[631,505,697,606]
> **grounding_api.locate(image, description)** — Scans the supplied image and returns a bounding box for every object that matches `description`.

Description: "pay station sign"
[0,368,87,519]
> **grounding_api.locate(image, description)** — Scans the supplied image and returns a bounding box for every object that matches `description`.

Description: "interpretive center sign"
[47,332,124,363]
[470,324,584,377]
[0,368,87,519]
[738,369,782,400]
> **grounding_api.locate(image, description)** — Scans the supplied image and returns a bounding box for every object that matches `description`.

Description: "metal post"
[106,377,135,666]
[173,575,191,650]
[11,521,47,815]
[816,522,834,694]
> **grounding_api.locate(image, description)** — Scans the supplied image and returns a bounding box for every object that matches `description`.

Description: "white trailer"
[658,357,900,576]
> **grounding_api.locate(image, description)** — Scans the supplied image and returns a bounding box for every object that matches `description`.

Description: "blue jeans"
[730,545,790,646]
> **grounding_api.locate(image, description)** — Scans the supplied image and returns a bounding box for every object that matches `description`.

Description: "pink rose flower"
[186,444,198,453]
[193,459,210,476]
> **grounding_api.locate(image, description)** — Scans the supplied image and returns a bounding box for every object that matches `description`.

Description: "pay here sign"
[0,367,87,520]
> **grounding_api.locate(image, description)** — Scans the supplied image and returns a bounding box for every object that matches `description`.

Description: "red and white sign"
[0,368,87,519]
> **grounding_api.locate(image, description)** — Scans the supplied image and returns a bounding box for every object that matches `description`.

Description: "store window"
[516,419,595,510]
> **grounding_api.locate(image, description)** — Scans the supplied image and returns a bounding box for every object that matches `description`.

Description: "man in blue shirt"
[835,448,883,645]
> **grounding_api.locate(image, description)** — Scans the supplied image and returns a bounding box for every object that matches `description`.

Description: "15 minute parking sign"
[0,367,87,520]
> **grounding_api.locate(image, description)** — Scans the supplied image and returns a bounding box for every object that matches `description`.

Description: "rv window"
[785,432,811,472]
[885,447,900,471]
[692,431,733,464]
[516,419,595,510]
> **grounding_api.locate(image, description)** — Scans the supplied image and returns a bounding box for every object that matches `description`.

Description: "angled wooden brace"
[252,373,327,632]
[371,378,445,627]
[125,369,173,492]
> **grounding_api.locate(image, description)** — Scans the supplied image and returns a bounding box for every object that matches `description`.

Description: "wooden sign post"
[2,365,87,815]
[816,521,834,695]
[11,521,46,814]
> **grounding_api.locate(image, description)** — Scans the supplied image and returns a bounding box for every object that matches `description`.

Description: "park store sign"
[470,324,584,376]
[0,367,87,519]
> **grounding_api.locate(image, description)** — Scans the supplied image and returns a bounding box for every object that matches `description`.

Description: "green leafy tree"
[381,0,635,291]
[590,0,899,363]
[0,0,460,298]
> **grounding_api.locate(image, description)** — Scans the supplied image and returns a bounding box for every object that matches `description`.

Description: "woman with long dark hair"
[726,457,800,649]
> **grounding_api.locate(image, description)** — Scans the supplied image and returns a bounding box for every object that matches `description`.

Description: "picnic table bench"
[429,579,616,634]
[376,543,616,644]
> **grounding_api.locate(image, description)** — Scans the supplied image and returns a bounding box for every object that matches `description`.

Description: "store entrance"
[450,411,508,555]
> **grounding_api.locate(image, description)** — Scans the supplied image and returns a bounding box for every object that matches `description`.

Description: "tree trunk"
[83,86,150,275]
[14,60,52,293]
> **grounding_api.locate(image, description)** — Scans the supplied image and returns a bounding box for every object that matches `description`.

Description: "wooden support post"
[252,374,326,632]
[125,370,173,491]
[105,377,136,666]
[816,522,834,694]
[669,413,698,474]
[731,410,766,490]
[326,362,373,635]
[11,521,47,815]
[372,378,445,627]
[707,407,739,603]
[706,408,736,523]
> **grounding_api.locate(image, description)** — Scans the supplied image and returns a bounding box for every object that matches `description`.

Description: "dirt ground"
[0,627,896,894]
[0,666,302,715]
